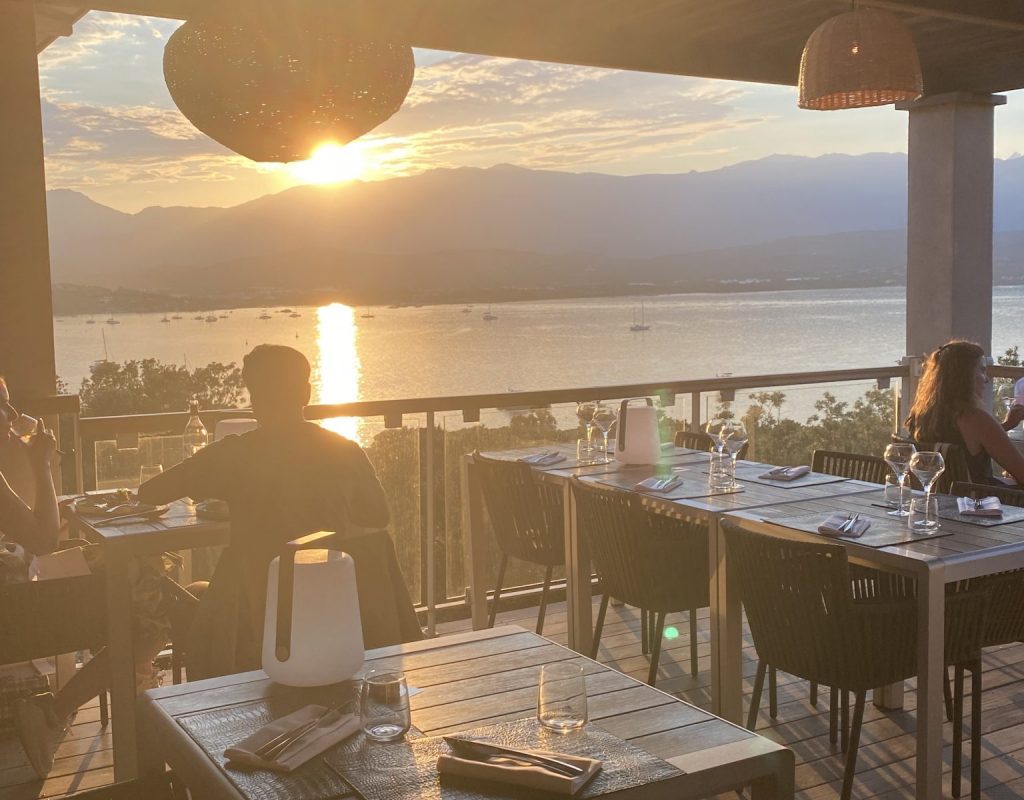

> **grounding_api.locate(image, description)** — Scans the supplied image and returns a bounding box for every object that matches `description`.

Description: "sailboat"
[259,310,272,320]
[106,316,120,325]
[360,308,376,319]
[92,329,111,369]
[482,306,498,322]
[85,316,96,325]
[629,302,651,332]
[161,315,171,323]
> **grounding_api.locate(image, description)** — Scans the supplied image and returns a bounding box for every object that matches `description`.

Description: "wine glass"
[908,450,945,530]
[883,442,916,517]
[722,421,747,463]
[139,462,163,487]
[592,403,616,463]
[576,402,596,458]
[704,419,728,454]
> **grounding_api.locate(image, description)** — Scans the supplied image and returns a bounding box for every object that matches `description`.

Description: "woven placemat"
[323,718,681,800]
[732,465,849,489]
[767,513,954,548]
[935,495,1024,527]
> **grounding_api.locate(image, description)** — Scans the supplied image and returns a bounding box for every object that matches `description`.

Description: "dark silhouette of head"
[242,345,311,423]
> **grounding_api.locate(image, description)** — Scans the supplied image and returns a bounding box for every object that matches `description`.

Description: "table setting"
[65,489,169,524]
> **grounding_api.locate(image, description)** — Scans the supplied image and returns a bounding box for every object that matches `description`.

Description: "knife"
[442,737,584,777]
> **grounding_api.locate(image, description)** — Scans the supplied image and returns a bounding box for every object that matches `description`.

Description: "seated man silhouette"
[140,344,417,680]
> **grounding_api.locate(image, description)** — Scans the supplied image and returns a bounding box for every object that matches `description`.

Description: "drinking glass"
[360,670,411,742]
[708,450,735,491]
[9,414,38,443]
[537,662,587,731]
[704,419,728,454]
[592,403,616,463]
[883,442,916,517]
[576,402,596,459]
[139,463,163,485]
[909,495,940,531]
[722,421,748,467]
[908,450,945,530]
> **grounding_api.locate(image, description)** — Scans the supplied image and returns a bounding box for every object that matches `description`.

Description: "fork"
[254,701,351,761]
[839,512,860,533]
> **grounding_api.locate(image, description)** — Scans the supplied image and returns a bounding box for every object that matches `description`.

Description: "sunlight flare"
[289,142,368,184]
[315,303,361,442]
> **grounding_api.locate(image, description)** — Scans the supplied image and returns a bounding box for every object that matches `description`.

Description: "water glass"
[576,437,595,464]
[9,414,38,442]
[139,463,163,485]
[360,670,411,742]
[708,451,735,491]
[883,475,903,510]
[537,662,587,731]
[909,495,940,531]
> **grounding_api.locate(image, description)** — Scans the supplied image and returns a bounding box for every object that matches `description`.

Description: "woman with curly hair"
[905,340,1024,485]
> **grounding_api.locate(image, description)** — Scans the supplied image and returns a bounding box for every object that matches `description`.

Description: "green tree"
[79,359,246,417]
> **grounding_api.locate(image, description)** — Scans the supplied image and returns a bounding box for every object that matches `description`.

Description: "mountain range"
[47,153,1024,312]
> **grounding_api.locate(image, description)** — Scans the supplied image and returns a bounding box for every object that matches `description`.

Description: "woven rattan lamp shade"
[164,20,414,162]
[799,7,923,110]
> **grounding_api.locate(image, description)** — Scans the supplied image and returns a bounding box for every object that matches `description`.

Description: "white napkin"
[224,705,360,773]
[519,452,566,466]
[634,475,684,494]
[957,496,1003,517]
[818,512,871,538]
[438,749,601,796]
[760,465,811,481]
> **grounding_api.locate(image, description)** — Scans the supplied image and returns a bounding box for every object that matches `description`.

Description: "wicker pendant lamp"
[164,17,414,162]
[799,5,923,110]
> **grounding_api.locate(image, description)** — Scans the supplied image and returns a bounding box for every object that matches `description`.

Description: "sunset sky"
[38,11,1024,213]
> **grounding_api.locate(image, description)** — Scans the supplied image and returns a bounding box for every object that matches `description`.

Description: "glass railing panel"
[93,434,186,490]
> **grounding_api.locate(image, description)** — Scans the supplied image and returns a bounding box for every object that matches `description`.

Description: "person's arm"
[973,410,1024,485]
[346,447,390,529]
[0,423,60,555]
[1003,404,1024,432]
[138,441,227,505]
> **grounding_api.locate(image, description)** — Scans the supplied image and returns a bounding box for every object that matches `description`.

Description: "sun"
[288,142,367,185]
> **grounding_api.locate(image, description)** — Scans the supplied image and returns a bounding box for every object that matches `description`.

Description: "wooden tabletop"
[139,626,794,799]
[64,498,230,554]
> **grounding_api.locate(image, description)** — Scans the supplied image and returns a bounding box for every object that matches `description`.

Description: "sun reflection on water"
[315,303,361,443]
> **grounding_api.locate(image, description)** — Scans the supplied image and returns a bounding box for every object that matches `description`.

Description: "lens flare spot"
[663,626,680,640]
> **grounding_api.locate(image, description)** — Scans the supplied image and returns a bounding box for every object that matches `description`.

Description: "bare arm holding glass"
[0,422,60,556]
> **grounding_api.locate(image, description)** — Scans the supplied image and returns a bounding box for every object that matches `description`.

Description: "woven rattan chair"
[725,526,989,800]
[674,429,748,459]
[571,478,709,686]
[473,452,565,634]
[811,449,889,484]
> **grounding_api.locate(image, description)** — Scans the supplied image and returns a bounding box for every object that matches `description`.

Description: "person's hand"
[26,418,57,471]
[1005,403,1024,430]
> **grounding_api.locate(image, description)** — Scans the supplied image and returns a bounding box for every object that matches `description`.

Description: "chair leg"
[810,681,818,707]
[829,687,839,746]
[647,610,666,687]
[689,607,698,677]
[971,662,982,800]
[769,666,778,719]
[944,664,955,722]
[840,690,867,800]
[98,690,109,727]
[640,608,649,655]
[841,691,850,752]
[591,594,610,660]
[536,565,553,635]
[747,660,767,731]
[953,664,964,798]
[487,555,508,629]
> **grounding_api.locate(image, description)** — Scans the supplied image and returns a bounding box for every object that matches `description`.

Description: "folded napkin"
[520,452,567,466]
[438,748,601,796]
[224,705,360,773]
[634,475,684,494]
[759,465,811,481]
[957,496,1003,517]
[818,512,871,538]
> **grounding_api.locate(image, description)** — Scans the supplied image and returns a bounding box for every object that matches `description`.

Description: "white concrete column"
[0,2,56,401]
[899,92,1004,359]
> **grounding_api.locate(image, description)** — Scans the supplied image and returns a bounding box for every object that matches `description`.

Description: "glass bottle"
[183,398,208,457]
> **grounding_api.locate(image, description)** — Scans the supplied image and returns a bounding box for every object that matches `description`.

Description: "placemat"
[732,465,849,489]
[936,495,1024,527]
[324,718,682,800]
[767,513,955,548]
[590,472,743,500]
[175,690,419,800]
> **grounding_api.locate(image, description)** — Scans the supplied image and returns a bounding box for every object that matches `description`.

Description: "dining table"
[722,488,1024,800]
[460,443,881,719]
[136,624,795,799]
[63,498,230,782]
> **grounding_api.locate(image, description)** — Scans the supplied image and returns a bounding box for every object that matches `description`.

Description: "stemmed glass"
[592,403,616,463]
[704,419,728,454]
[576,402,596,459]
[722,421,747,488]
[883,442,916,517]
[908,450,945,530]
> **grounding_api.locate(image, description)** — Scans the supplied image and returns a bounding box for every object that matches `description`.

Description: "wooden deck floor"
[4,598,1024,799]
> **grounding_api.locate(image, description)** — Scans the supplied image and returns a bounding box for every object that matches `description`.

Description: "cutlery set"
[836,512,860,533]
[254,701,352,762]
[442,737,584,777]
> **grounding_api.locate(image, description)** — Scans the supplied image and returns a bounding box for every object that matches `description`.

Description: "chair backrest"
[674,429,748,459]
[214,417,258,441]
[0,575,106,664]
[472,452,565,567]
[571,479,709,613]
[950,481,1024,507]
[891,435,971,493]
[811,450,889,484]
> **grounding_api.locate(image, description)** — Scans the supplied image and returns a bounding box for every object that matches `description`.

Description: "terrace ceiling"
[27,0,1024,94]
